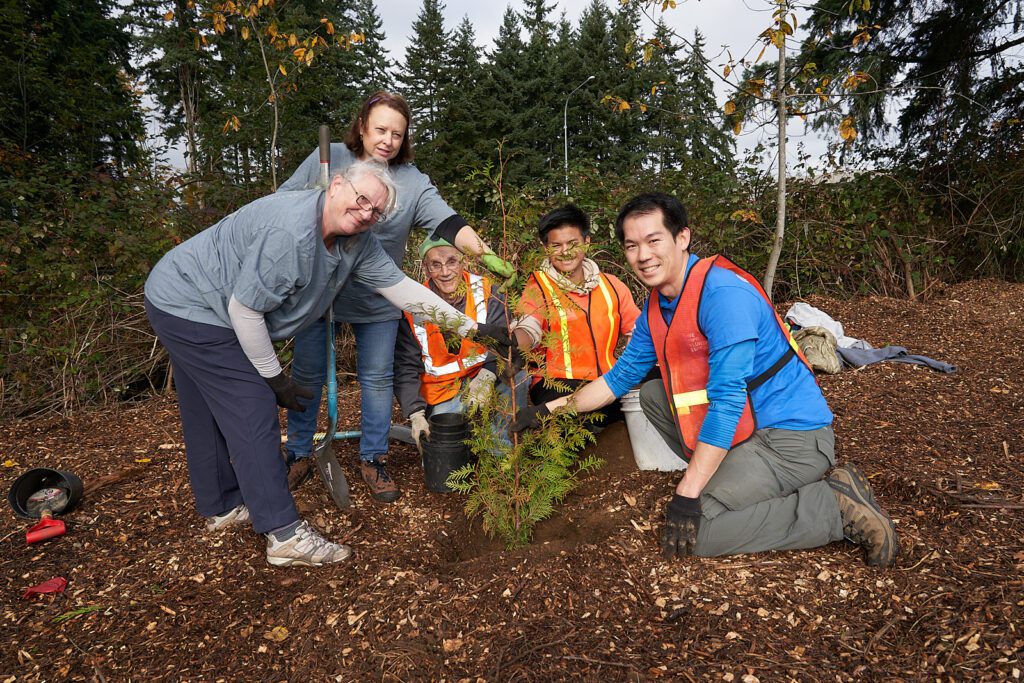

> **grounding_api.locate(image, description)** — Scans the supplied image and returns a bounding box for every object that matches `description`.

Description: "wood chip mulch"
[1,278,1022,682]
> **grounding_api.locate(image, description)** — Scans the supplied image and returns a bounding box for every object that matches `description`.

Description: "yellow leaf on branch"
[843,71,871,89]
[278,63,287,76]
[163,10,174,21]
[852,30,872,47]
[724,100,737,115]
[241,25,249,40]
[839,117,857,141]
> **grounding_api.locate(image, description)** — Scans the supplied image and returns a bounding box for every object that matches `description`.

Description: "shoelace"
[369,461,392,483]
[293,522,337,553]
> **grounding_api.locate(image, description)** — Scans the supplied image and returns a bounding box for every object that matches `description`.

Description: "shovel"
[311,125,351,510]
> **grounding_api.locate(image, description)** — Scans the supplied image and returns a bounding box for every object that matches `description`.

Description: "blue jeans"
[287,318,399,463]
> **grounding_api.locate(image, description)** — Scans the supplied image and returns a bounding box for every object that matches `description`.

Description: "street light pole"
[563,75,594,196]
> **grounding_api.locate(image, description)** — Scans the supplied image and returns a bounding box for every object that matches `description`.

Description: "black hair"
[537,204,590,242]
[614,193,689,243]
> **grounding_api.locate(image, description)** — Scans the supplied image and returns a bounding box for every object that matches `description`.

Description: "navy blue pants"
[146,299,298,534]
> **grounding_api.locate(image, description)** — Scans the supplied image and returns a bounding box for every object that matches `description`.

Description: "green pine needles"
[446,386,602,550]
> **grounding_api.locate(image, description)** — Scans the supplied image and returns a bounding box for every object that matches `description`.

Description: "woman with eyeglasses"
[145,162,510,567]
[277,91,515,503]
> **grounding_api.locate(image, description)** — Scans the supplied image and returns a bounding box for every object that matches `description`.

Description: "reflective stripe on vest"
[649,255,814,459]
[404,272,492,405]
[532,270,620,380]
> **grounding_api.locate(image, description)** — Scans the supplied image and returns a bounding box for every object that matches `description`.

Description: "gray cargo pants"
[639,379,845,556]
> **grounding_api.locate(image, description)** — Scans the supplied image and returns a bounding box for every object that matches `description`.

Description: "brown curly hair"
[343,91,414,166]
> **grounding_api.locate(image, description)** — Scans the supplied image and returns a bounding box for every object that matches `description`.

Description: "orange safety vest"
[404,272,492,405]
[530,270,621,381]
[649,255,814,459]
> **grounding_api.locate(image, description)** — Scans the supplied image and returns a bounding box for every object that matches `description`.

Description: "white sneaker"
[265,521,353,567]
[205,504,250,532]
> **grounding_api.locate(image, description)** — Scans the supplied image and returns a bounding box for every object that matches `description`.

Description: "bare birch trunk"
[763,2,787,300]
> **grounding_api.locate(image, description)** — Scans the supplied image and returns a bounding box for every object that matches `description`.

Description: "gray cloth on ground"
[837,345,957,373]
[785,301,956,373]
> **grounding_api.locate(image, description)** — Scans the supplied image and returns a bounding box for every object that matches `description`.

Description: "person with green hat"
[394,236,525,452]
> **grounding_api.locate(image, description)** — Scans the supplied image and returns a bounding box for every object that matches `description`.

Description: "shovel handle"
[318,125,331,189]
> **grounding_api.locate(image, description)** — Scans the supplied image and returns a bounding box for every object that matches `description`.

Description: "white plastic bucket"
[620,389,688,471]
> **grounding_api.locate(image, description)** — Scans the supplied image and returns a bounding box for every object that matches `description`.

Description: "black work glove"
[511,402,551,433]
[265,373,314,412]
[660,494,702,559]
[474,322,514,358]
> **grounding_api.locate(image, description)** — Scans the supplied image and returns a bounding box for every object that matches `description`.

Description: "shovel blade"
[26,518,66,544]
[314,443,350,509]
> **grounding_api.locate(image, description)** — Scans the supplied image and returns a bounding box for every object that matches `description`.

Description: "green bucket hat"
[418,235,454,260]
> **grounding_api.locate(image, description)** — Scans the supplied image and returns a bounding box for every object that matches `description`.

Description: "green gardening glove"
[480,252,517,291]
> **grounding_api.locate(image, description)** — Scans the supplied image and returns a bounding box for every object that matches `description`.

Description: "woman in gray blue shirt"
[278,92,514,503]
[145,162,500,568]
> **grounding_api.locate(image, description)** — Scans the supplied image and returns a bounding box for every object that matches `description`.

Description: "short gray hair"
[340,160,397,217]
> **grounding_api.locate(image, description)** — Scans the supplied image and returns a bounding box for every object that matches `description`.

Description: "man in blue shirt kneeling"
[512,192,899,567]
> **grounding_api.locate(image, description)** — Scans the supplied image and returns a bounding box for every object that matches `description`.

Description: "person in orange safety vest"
[511,204,641,428]
[395,237,525,452]
[510,193,899,569]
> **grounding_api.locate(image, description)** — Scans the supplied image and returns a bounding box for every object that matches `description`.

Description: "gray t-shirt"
[144,190,404,340]
[279,143,459,323]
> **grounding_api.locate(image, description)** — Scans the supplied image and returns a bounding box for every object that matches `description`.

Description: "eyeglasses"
[424,256,463,274]
[346,178,387,224]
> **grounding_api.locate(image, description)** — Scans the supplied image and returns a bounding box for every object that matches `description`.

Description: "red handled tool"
[25,487,68,544]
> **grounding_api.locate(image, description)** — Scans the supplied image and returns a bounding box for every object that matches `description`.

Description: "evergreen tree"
[426,16,487,187]
[604,2,646,172]
[476,7,530,183]
[676,30,735,171]
[397,0,451,145]
[140,0,369,192]
[515,0,560,180]
[569,0,616,168]
[1,0,146,171]
[137,0,211,176]
[798,0,1024,159]
[640,21,687,172]
[353,0,393,91]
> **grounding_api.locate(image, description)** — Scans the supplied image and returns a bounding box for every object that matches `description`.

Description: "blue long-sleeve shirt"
[604,254,832,449]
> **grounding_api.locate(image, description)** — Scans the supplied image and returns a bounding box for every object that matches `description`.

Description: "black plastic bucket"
[7,468,84,519]
[423,413,470,493]
[428,412,468,439]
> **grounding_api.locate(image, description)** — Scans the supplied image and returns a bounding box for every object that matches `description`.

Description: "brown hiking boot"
[287,457,314,490]
[828,465,900,567]
[360,459,401,503]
